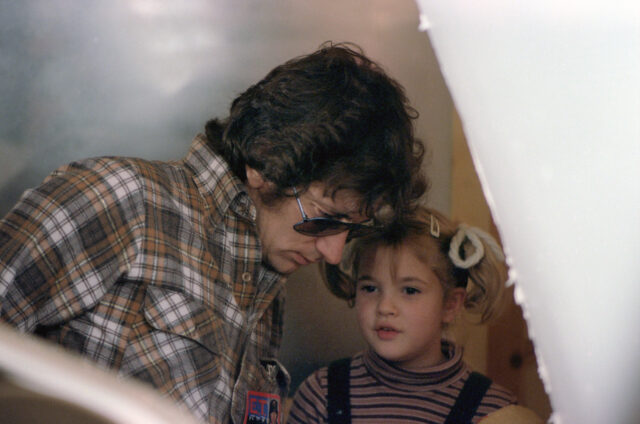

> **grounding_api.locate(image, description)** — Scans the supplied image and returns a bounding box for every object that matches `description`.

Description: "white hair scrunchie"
[448,225,505,269]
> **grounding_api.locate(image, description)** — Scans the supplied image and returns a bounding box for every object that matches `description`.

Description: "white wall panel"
[415,1,640,422]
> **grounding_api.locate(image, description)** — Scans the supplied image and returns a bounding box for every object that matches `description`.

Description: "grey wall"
[0,0,453,393]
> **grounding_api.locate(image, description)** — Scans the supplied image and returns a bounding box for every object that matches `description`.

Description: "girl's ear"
[442,287,466,324]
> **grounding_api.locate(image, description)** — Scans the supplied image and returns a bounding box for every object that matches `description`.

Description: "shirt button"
[242,272,252,283]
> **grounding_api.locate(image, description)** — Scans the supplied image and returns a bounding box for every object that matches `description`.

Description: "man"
[0,42,427,423]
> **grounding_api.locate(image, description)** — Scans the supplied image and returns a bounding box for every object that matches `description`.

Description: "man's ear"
[245,165,266,189]
[442,287,466,324]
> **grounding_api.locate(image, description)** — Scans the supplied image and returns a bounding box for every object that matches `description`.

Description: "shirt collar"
[183,133,256,224]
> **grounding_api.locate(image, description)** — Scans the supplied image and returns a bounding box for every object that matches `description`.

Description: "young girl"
[288,206,518,423]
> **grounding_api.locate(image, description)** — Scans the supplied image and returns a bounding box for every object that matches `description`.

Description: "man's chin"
[263,257,300,275]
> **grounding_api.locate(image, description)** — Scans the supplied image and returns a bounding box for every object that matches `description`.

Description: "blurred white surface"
[415,1,640,423]
[0,324,199,424]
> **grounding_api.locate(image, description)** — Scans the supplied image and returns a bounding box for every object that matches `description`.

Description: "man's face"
[245,168,368,274]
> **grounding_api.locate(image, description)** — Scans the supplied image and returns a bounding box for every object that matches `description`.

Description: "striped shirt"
[288,342,516,423]
[0,134,290,424]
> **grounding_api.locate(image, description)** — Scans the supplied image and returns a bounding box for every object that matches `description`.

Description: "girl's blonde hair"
[323,206,508,323]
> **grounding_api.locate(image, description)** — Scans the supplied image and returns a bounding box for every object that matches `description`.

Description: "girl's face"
[355,243,462,371]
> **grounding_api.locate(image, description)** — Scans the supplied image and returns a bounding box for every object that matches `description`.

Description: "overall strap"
[327,357,351,424]
[444,371,492,424]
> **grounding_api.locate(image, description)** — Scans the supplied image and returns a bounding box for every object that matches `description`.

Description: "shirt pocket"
[121,285,225,421]
[142,285,225,354]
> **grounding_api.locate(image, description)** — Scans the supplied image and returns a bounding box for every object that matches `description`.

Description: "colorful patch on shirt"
[244,391,281,424]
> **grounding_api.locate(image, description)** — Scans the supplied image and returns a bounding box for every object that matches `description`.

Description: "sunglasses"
[292,187,381,239]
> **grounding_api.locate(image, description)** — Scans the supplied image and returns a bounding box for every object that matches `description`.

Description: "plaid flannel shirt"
[0,134,290,424]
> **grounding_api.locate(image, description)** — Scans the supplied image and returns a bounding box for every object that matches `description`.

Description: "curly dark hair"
[205,41,427,221]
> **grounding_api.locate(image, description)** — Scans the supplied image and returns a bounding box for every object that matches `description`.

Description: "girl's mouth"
[376,326,399,340]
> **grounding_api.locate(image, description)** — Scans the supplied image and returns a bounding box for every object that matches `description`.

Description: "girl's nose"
[377,292,397,316]
[315,231,349,265]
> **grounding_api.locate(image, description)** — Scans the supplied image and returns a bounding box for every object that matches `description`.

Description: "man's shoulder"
[51,154,161,179]
[50,154,190,191]
[35,155,184,219]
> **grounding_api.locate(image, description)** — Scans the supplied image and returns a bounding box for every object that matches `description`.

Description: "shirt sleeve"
[287,367,329,424]
[0,159,144,331]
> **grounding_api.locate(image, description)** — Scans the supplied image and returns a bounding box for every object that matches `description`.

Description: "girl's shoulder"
[460,368,518,419]
[288,353,364,424]
[483,375,518,405]
[303,351,366,389]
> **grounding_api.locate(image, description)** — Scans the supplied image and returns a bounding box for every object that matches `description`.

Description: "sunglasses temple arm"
[293,188,309,220]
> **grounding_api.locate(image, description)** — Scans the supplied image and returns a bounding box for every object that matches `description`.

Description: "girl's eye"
[358,284,377,293]
[403,287,421,295]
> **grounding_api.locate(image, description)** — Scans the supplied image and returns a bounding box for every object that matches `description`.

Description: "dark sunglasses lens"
[294,219,349,236]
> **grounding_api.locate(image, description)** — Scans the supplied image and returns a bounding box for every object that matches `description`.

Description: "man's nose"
[315,231,349,265]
